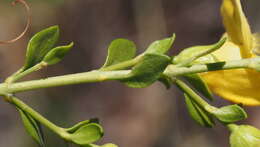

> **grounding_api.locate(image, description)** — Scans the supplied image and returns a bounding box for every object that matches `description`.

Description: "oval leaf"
[24,26,60,70]
[207,105,247,123]
[183,74,213,101]
[144,34,175,54]
[122,53,170,88]
[173,38,226,66]
[70,123,104,145]
[66,118,99,133]
[102,39,136,68]
[184,94,215,128]
[43,42,73,65]
[17,108,45,147]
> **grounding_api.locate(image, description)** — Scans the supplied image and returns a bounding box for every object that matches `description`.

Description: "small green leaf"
[183,74,213,101]
[70,123,103,146]
[184,94,215,128]
[173,38,226,66]
[24,26,60,70]
[122,53,170,88]
[206,105,247,123]
[144,34,175,54]
[66,118,99,133]
[102,39,136,68]
[17,108,45,147]
[43,42,73,65]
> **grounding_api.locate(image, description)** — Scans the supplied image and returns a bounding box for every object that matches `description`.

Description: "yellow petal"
[200,69,260,106]
[221,0,253,58]
[200,39,259,106]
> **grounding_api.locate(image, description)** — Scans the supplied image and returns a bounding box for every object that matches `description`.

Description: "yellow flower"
[200,0,260,106]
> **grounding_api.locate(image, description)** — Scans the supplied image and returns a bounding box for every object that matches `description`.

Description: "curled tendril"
[0,0,31,45]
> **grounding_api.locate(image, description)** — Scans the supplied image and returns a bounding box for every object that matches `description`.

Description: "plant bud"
[228,124,260,147]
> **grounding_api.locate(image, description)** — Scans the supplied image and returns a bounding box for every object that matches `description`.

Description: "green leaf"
[184,94,215,128]
[144,34,175,54]
[24,26,60,70]
[102,39,136,68]
[43,42,73,65]
[66,118,99,133]
[122,53,170,88]
[17,108,45,147]
[70,123,104,146]
[173,38,226,66]
[183,74,213,101]
[206,105,247,123]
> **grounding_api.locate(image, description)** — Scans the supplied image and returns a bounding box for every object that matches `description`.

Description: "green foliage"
[43,42,73,65]
[69,123,104,146]
[17,108,45,147]
[102,39,136,68]
[173,38,226,66]
[144,34,175,54]
[206,105,247,123]
[183,74,213,100]
[0,16,258,147]
[184,94,215,127]
[122,53,170,88]
[66,118,99,133]
[24,26,59,70]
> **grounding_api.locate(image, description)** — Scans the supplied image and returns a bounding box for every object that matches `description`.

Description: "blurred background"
[0,0,259,147]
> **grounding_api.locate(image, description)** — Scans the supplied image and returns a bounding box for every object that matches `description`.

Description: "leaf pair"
[184,94,215,127]
[185,90,247,128]
[206,104,247,124]
[102,34,175,69]
[101,35,175,88]
[23,26,73,70]
[17,108,45,147]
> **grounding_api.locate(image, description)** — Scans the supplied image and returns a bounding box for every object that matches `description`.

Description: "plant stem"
[7,62,47,84]
[0,70,131,94]
[163,57,260,77]
[175,79,210,107]
[5,67,24,83]
[0,57,260,95]
[7,96,66,136]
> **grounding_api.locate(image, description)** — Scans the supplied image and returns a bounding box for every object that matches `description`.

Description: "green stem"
[5,67,25,83]
[0,70,131,94]
[175,79,209,107]
[8,96,68,138]
[0,57,260,95]
[8,62,47,83]
[227,124,239,132]
[163,57,260,77]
